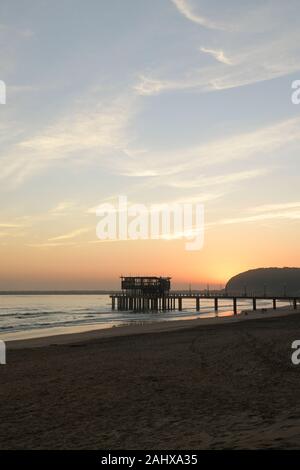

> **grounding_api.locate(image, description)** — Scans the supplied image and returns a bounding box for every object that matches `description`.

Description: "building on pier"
[112,276,173,312]
[121,276,171,296]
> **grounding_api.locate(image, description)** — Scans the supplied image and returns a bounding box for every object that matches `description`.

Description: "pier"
[110,276,300,314]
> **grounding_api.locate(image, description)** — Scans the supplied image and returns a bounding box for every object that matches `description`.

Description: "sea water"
[0,294,291,340]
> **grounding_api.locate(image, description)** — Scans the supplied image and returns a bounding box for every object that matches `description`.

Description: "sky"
[0,0,300,290]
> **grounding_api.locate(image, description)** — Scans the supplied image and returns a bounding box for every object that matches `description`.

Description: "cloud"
[134,74,195,96]
[19,100,130,155]
[0,222,24,228]
[135,39,300,96]
[48,228,91,242]
[207,200,300,228]
[136,3,300,96]
[211,209,300,227]
[180,118,299,170]
[166,169,267,189]
[0,92,138,186]
[170,0,289,34]
[114,117,300,180]
[171,0,231,31]
[50,201,77,214]
[200,47,233,65]
[26,242,78,248]
[250,202,300,213]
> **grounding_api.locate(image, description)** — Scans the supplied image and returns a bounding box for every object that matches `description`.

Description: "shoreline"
[5,305,300,350]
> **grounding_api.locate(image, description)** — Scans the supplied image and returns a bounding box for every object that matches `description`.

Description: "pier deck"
[110,292,300,314]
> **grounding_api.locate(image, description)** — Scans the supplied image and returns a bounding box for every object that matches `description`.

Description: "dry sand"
[1,307,300,449]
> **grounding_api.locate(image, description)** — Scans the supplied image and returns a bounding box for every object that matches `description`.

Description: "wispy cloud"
[166,169,267,189]
[0,92,137,186]
[135,39,300,96]
[48,228,91,242]
[27,242,78,248]
[250,202,300,213]
[0,222,24,228]
[171,0,231,31]
[210,209,300,227]
[50,201,77,214]
[200,47,233,65]
[19,98,131,155]
[209,200,300,227]
[136,3,300,96]
[114,117,300,179]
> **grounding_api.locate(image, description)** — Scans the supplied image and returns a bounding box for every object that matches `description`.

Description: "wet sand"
[1,307,300,449]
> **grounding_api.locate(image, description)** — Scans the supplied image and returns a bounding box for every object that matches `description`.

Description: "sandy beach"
[1,307,300,449]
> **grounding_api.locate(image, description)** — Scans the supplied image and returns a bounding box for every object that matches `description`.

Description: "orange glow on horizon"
[0,217,299,290]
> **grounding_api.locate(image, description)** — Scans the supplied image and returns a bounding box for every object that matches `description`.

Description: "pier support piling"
[233,297,237,315]
[110,290,300,316]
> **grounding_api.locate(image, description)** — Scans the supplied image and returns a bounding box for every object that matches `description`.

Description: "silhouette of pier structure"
[110,276,300,314]
[111,276,172,311]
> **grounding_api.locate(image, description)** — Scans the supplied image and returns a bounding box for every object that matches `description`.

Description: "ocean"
[0,294,291,340]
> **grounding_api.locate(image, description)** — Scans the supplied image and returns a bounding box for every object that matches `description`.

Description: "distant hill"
[226,268,300,296]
